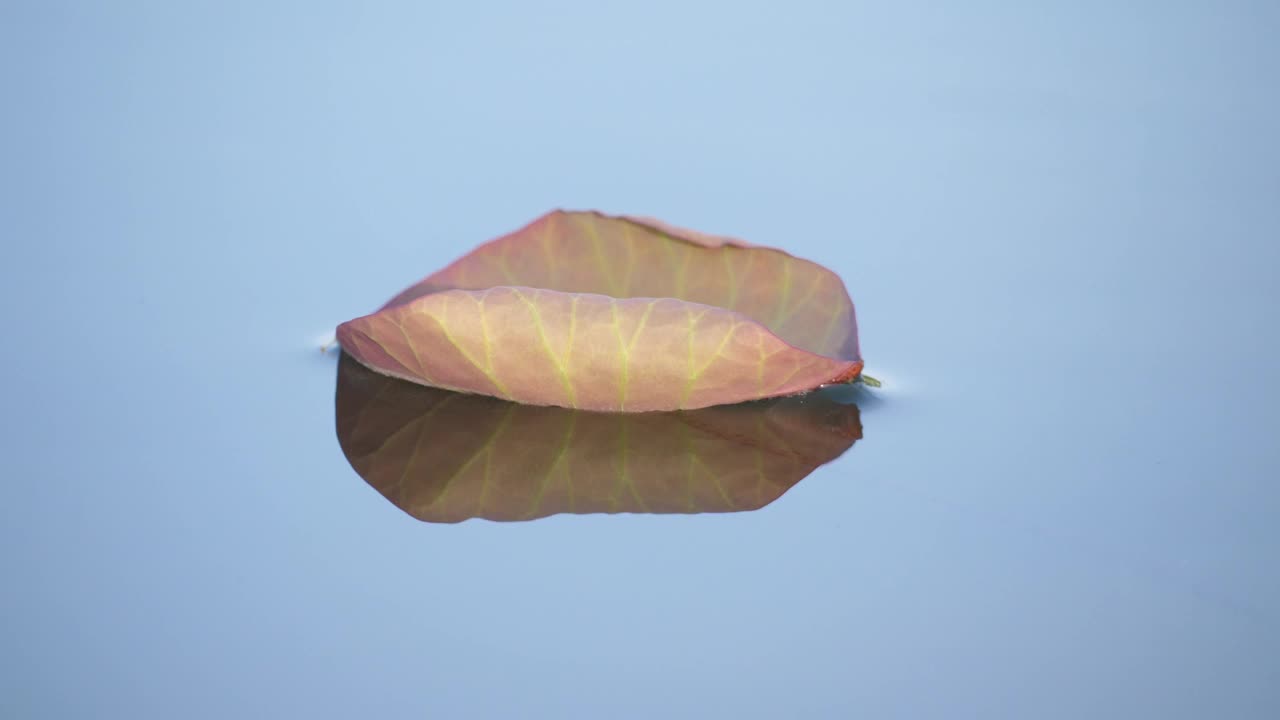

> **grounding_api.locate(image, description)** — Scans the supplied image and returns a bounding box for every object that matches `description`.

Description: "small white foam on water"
[863,369,914,396]
[312,330,338,353]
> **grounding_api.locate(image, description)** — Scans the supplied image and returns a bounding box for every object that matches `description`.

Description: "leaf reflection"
[335,353,862,523]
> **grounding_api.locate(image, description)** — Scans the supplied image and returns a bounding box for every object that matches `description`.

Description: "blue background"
[3,1,1278,717]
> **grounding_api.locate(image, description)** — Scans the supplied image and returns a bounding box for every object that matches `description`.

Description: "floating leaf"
[335,353,862,523]
[337,210,862,411]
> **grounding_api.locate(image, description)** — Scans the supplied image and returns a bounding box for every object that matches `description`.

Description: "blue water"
[4,2,1278,718]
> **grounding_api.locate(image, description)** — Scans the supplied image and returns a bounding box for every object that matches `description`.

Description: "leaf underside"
[338,210,862,411]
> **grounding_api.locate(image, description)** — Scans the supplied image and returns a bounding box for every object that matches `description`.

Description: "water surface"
[3,2,1278,718]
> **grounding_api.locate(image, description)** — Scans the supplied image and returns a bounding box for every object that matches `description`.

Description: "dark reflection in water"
[335,353,862,522]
